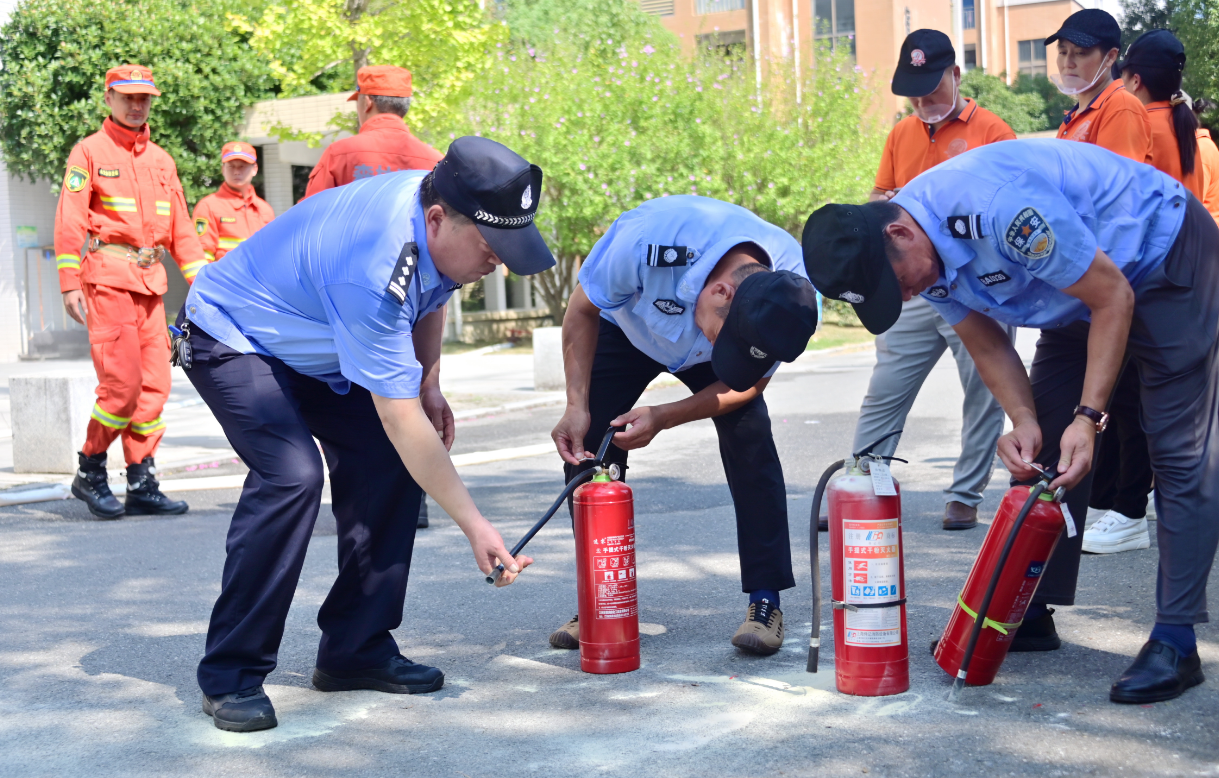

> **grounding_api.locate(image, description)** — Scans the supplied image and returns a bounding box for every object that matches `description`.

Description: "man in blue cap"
[802,138,1217,704]
[549,196,820,656]
[180,136,554,732]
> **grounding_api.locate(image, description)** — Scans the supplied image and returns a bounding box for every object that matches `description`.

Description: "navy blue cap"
[432,136,555,275]
[801,203,901,336]
[1119,29,1186,73]
[1045,9,1121,52]
[892,30,956,97]
[712,270,820,392]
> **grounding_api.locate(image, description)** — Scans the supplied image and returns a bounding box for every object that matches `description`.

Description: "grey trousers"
[1031,196,1219,624]
[852,296,1013,507]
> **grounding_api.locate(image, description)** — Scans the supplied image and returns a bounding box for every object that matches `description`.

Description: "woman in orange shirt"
[1191,97,1219,223]
[1120,31,1203,200]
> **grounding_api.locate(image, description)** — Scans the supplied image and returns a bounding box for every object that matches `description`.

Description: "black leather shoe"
[71,451,124,519]
[1009,608,1062,652]
[124,457,188,515]
[313,654,444,694]
[1110,640,1204,704]
[202,686,277,732]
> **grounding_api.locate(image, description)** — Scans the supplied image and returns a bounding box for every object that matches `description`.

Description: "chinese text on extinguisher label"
[843,519,901,647]
[592,535,637,619]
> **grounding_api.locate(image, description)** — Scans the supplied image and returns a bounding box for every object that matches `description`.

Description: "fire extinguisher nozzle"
[806,647,819,673]
[486,565,504,585]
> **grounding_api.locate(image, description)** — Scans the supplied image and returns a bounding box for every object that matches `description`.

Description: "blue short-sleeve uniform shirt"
[578,195,808,373]
[893,139,1188,328]
[184,171,458,399]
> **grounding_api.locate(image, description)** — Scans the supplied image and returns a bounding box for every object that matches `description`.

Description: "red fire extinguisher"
[486,426,639,674]
[573,474,639,674]
[936,466,1067,698]
[807,431,909,696]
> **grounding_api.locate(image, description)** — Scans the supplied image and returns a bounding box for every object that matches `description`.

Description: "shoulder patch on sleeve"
[386,242,419,305]
[946,214,985,240]
[194,217,208,236]
[65,166,89,192]
[1005,207,1055,260]
[646,244,692,268]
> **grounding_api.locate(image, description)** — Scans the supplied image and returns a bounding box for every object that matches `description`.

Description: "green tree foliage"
[959,69,1050,133]
[432,2,885,320]
[228,0,505,127]
[0,0,272,203]
[1121,0,1219,110]
[1012,73,1075,129]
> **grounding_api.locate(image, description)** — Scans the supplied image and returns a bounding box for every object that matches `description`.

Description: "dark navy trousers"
[564,318,795,593]
[184,324,422,696]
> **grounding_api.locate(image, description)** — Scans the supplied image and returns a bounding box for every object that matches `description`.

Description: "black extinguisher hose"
[485,425,625,585]
[947,468,1057,701]
[807,458,844,673]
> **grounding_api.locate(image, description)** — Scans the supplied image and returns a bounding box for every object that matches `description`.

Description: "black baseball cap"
[431,136,556,275]
[1045,9,1121,52]
[801,204,901,335]
[712,270,820,392]
[892,29,955,97]
[1118,29,1186,73]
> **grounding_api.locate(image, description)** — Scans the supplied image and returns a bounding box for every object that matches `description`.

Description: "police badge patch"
[926,285,949,298]
[1005,207,1054,260]
[653,299,685,315]
[65,166,89,193]
[194,218,208,237]
[386,242,419,305]
[646,244,692,268]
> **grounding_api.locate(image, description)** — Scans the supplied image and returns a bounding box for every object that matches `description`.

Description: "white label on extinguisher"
[592,534,637,619]
[842,519,902,647]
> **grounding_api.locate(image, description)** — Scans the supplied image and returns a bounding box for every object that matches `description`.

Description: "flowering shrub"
[430,20,885,319]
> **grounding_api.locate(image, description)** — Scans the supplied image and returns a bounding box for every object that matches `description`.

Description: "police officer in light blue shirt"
[548,195,820,656]
[803,138,1218,704]
[179,137,554,733]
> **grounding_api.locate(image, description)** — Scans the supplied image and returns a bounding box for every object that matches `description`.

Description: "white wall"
[0,163,61,362]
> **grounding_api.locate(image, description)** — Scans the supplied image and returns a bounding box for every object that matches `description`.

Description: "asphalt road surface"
[1,344,1215,777]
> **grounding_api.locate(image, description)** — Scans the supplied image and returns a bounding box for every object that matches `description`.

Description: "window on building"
[1018,39,1048,76]
[291,165,312,204]
[697,30,748,59]
[963,44,977,71]
[640,0,675,15]
[814,0,856,56]
[962,0,975,30]
[696,0,745,13]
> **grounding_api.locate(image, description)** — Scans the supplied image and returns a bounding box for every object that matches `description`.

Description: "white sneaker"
[1081,510,1151,554]
[1085,506,1109,529]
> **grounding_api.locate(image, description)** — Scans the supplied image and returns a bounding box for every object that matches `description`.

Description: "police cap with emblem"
[432,136,556,275]
[892,30,955,98]
[712,270,820,392]
[801,203,902,336]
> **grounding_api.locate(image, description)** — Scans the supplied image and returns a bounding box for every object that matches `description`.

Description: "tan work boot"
[731,600,784,655]
[549,615,579,649]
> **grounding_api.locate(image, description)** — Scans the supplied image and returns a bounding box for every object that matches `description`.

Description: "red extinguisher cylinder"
[935,485,1065,686]
[573,476,640,674]
[827,470,909,696]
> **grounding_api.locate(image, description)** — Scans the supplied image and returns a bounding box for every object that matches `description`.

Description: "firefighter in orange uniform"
[55,65,204,519]
[303,65,443,198]
[192,142,275,261]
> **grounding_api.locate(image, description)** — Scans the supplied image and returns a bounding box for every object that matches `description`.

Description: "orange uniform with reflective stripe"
[1144,101,1206,202]
[874,99,1017,192]
[54,118,205,293]
[192,183,275,263]
[303,113,442,198]
[1196,129,1219,225]
[1056,80,1152,163]
[52,118,201,464]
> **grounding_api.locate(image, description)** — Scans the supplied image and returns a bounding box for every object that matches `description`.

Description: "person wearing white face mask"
[1051,9,1152,163]
[851,29,1017,532]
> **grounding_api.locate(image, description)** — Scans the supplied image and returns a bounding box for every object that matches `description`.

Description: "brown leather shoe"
[943,501,978,530]
[548,615,579,649]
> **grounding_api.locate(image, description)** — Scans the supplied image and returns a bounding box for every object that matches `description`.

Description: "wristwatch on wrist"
[1073,404,1109,432]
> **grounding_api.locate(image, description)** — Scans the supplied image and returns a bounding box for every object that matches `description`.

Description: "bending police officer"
[182,137,550,732]
[550,196,819,656]
[803,139,1217,704]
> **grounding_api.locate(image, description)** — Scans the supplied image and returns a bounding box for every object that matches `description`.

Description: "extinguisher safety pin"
[832,598,907,612]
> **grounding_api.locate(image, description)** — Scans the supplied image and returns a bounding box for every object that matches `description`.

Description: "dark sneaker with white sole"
[202,685,277,732]
[1110,640,1205,704]
[731,600,784,655]
[313,654,444,694]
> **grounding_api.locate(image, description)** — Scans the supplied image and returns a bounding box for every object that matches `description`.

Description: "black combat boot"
[71,451,125,519]
[124,457,188,515]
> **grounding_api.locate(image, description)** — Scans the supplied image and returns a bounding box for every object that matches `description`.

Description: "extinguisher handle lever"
[594,425,626,466]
